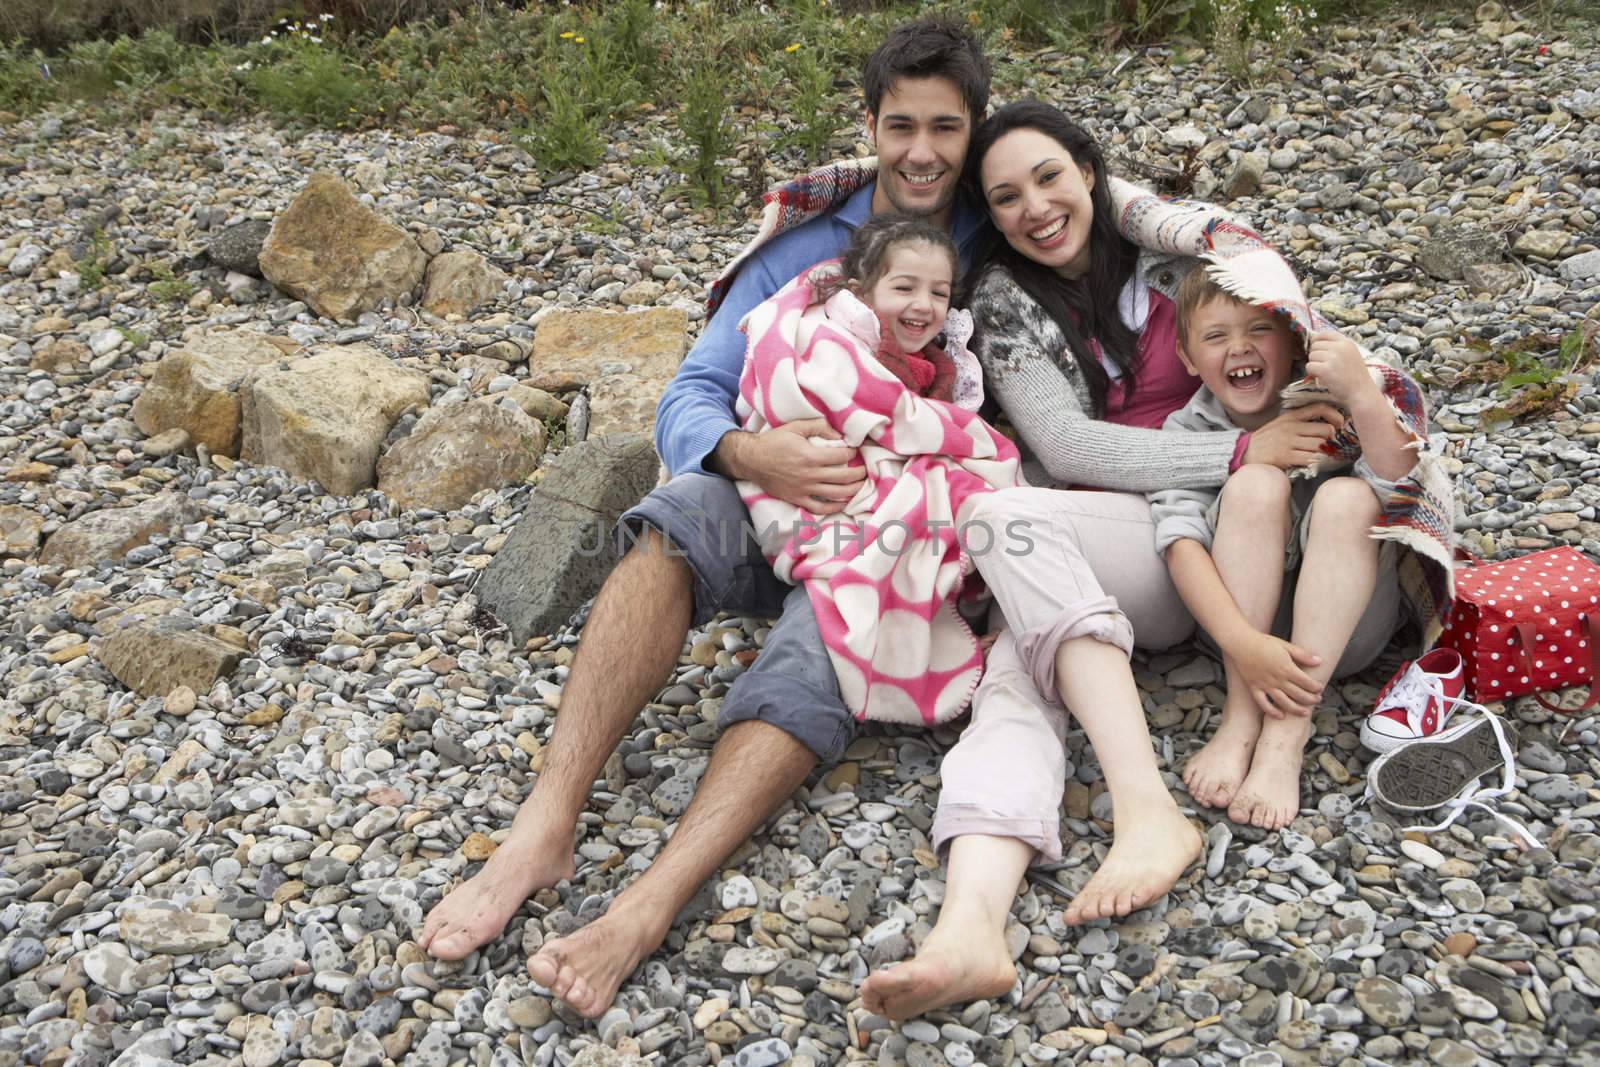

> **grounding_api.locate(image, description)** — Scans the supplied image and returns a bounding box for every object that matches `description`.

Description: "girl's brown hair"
[812,213,959,302]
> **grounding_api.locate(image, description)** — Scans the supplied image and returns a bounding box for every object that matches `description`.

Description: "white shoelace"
[1380,667,1478,737]
[1368,713,1542,849]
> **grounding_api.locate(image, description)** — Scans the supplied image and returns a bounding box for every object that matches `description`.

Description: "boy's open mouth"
[1225,366,1265,391]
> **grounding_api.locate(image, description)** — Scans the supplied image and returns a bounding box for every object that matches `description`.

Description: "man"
[418,18,991,1018]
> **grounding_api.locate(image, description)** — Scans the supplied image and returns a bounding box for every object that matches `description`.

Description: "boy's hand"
[1305,330,1375,408]
[715,422,865,513]
[1229,630,1324,718]
[1242,403,1345,469]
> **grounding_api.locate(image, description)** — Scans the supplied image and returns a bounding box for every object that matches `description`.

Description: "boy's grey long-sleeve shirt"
[1146,385,1417,564]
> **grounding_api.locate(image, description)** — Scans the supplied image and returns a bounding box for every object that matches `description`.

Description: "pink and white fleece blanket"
[736,266,1023,727]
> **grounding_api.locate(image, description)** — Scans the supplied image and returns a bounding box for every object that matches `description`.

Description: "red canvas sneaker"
[1360,648,1475,754]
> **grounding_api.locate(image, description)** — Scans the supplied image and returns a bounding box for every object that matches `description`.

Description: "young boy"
[1149,260,1425,831]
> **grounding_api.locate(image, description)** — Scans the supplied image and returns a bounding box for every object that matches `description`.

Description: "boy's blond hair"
[1173,267,1236,349]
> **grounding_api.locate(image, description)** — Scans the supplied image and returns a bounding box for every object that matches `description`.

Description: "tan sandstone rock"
[132,330,293,457]
[97,615,246,697]
[529,308,687,439]
[241,345,428,496]
[0,506,45,558]
[258,173,427,322]
[421,250,506,318]
[39,494,196,570]
[30,339,90,375]
[377,398,545,512]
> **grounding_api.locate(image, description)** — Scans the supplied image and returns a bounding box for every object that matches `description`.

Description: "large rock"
[39,494,195,570]
[1417,224,1504,281]
[0,506,44,558]
[258,173,426,322]
[421,250,506,318]
[377,398,546,511]
[529,308,687,437]
[30,338,89,375]
[97,615,246,697]
[207,219,273,277]
[119,909,233,954]
[132,330,294,457]
[476,434,660,642]
[241,345,428,496]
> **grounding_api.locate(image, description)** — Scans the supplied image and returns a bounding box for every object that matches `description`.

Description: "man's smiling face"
[866,75,971,225]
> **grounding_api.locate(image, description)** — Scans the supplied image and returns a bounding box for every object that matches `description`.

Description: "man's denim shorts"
[616,472,857,763]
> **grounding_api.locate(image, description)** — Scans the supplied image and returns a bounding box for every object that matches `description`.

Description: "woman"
[861,101,1345,1021]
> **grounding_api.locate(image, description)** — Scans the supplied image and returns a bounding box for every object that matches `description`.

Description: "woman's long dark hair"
[963,101,1141,413]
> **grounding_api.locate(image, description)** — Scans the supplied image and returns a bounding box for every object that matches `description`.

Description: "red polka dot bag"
[1436,546,1599,712]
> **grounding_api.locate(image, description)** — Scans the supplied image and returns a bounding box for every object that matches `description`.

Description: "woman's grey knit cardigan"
[971,249,1246,494]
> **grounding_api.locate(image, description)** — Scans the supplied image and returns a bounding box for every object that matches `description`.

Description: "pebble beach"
[2,7,1600,1067]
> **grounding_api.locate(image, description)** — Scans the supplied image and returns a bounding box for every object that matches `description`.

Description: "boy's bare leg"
[1055,637,1203,924]
[860,834,1029,1021]
[527,719,816,1018]
[419,528,691,960]
[1231,478,1381,829]
[1184,467,1292,808]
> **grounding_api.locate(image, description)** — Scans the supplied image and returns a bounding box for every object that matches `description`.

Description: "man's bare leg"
[420,528,692,959]
[1231,479,1380,829]
[860,834,1028,1020]
[527,719,817,1017]
[1183,467,1291,808]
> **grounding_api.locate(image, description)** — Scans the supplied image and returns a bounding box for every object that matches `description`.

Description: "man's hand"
[1228,629,1324,719]
[713,421,866,514]
[1241,403,1345,469]
[1305,330,1376,408]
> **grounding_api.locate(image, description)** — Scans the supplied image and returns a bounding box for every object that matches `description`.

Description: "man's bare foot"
[1227,721,1311,830]
[418,839,575,960]
[1063,803,1201,925]
[1182,712,1260,809]
[527,907,663,1019]
[860,925,1017,1021]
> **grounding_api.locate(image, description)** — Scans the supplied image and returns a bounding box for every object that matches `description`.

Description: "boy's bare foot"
[419,837,575,960]
[1182,712,1260,809]
[861,923,1017,1020]
[1227,721,1312,830]
[1063,803,1202,925]
[527,906,664,1019]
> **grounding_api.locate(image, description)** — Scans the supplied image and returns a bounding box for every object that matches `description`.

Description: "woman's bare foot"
[418,837,575,960]
[1063,803,1202,925]
[860,924,1017,1020]
[1227,720,1311,830]
[1182,711,1261,809]
[527,907,663,1019]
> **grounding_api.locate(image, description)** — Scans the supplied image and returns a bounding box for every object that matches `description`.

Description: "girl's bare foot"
[1182,712,1261,809]
[418,837,575,960]
[527,907,663,1019]
[1063,803,1202,925]
[1227,720,1312,830]
[860,924,1018,1021]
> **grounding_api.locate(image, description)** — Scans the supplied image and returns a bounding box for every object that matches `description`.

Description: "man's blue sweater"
[652,181,989,476]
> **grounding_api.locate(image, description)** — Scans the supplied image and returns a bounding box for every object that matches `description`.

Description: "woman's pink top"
[1101,290,1196,429]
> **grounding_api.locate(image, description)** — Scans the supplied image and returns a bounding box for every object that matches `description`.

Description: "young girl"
[736,215,1021,729]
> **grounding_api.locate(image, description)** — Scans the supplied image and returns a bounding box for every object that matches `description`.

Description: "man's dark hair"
[862,17,990,127]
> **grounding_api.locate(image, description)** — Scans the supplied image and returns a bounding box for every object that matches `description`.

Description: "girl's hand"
[1305,330,1376,408]
[1229,630,1323,718]
[1241,404,1345,469]
[977,631,1000,659]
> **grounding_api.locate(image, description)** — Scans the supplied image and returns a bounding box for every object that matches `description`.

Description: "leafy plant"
[514,77,604,173]
[780,42,845,163]
[78,229,113,290]
[147,261,195,303]
[677,59,733,210]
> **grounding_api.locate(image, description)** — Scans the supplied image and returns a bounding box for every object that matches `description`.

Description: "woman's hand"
[1305,330,1377,408]
[1241,404,1346,470]
[1228,629,1324,719]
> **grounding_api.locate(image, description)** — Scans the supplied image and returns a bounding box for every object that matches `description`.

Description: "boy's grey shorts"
[616,472,857,763]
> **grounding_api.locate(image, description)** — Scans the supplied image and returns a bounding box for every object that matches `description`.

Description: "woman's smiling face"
[979,127,1097,279]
